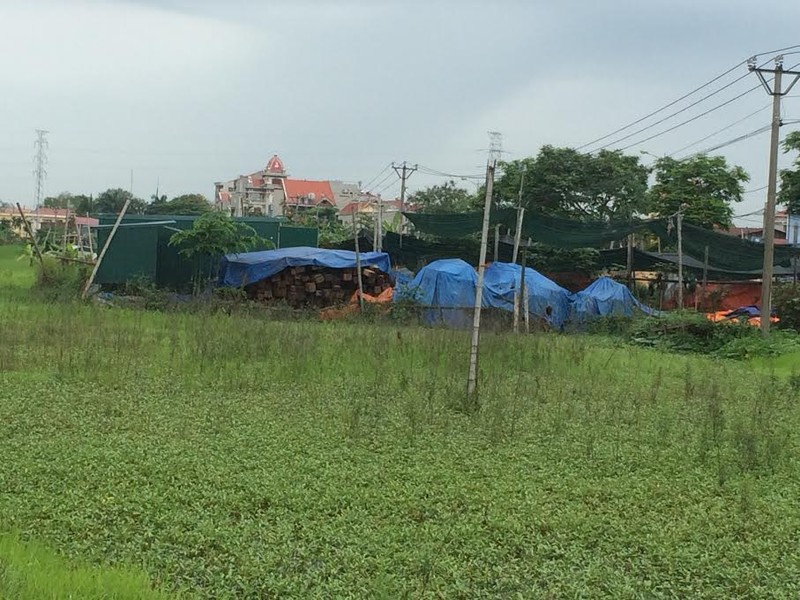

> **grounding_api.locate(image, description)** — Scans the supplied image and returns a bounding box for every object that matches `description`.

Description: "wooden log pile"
[246,265,393,308]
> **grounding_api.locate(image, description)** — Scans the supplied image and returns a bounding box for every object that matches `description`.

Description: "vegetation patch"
[0,533,170,600]
[4,249,800,598]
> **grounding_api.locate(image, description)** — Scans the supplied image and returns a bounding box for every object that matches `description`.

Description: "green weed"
[2,253,800,598]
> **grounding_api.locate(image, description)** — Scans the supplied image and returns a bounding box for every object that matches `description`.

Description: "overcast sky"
[2,0,800,225]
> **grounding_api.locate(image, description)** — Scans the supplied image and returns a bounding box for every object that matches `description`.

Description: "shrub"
[168,212,270,258]
[629,311,800,358]
[773,283,800,331]
[33,256,88,301]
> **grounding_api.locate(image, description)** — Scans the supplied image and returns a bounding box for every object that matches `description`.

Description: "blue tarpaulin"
[391,267,415,290]
[219,247,392,287]
[483,262,573,330]
[571,276,655,320]
[399,258,483,328]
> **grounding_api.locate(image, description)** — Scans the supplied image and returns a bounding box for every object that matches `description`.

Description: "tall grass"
[3,252,800,597]
[0,533,170,599]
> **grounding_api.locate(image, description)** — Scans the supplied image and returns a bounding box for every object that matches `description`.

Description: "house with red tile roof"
[214,155,392,220]
[283,179,336,213]
[337,196,414,224]
[214,154,289,217]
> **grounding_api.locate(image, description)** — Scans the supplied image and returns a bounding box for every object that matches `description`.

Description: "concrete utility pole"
[677,208,684,310]
[512,165,526,264]
[393,161,418,247]
[467,160,495,399]
[749,56,800,334]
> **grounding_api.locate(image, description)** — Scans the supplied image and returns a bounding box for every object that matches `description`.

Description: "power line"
[361,162,392,191]
[592,73,756,152]
[365,170,395,194]
[621,59,797,152]
[733,207,764,217]
[577,60,748,151]
[416,164,484,180]
[375,178,399,197]
[668,104,771,156]
[619,85,762,151]
[580,48,800,152]
[744,185,768,194]
[689,124,772,156]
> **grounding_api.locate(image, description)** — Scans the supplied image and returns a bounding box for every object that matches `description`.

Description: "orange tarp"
[319,287,394,320]
[705,311,779,327]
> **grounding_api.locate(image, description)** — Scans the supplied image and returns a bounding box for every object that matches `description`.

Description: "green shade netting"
[404,210,655,249]
[404,210,800,269]
[648,220,799,272]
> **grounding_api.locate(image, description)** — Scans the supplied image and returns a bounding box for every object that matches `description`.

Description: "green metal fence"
[93,214,317,289]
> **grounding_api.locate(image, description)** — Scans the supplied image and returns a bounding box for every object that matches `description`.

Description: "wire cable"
[416,164,484,180]
[592,73,757,151]
[618,86,764,152]
[360,162,393,191]
[375,178,399,197]
[580,48,800,152]
[621,59,800,152]
[688,124,772,156]
[365,170,395,194]
[668,104,771,156]
[744,185,768,194]
[576,60,748,151]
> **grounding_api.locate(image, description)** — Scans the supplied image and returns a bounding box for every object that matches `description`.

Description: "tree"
[72,195,94,214]
[495,146,650,221]
[648,155,749,229]
[168,211,270,258]
[42,192,73,209]
[407,180,478,214]
[94,188,147,215]
[146,193,211,215]
[39,192,94,214]
[780,131,800,214]
[289,205,350,246]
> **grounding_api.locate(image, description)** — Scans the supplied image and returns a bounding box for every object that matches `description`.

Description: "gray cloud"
[1,0,799,220]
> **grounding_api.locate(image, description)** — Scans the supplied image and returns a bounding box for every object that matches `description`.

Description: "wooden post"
[16,203,44,266]
[467,161,495,398]
[626,233,634,290]
[81,198,131,299]
[351,209,365,312]
[521,247,529,333]
[700,244,709,312]
[61,208,71,255]
[512,207,525,264]
[493,224,500,263]
[86,220,95,256]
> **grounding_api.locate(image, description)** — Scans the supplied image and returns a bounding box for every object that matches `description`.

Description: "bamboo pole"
[351,209,365,311]
[81,198,131,299]
[467,161,495,399]
[16,203,44,266]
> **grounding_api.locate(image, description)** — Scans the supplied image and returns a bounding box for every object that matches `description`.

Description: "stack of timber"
[246,266,393,308]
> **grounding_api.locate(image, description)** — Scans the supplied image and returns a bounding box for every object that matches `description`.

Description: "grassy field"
[2,244,800,598]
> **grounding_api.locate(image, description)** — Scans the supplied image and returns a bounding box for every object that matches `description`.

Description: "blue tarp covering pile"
[396,260,573,329]
[571,276,655,320]
[391,267,415,290]
[483,262,573,330]
[400,259,482,328]
[219,247,392,287]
